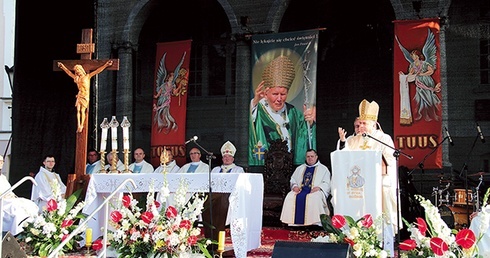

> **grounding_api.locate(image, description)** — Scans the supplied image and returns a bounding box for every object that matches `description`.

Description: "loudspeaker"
[2,231,27,258]
[272,241,351,258]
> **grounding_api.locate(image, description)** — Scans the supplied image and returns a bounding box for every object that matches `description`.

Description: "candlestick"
[109,116,119,151]
[100,118,109,152]
[218,231,225,252]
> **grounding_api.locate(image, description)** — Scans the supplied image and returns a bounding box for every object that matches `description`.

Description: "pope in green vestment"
[248,55,316,166]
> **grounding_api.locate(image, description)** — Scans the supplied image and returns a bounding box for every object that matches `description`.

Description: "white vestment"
[153,160,180,174]
[31,167,66,210]
[280,161,331,226]
[86,160,102,174]
[210,164,244,173]
[1,174,39,235]
[103,159,125,173]
[177,161,209,173]
[129,160,154,173]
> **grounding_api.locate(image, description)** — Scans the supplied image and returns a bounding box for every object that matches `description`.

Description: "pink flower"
[455,229,476,249]
[61,234,69,242]
[110,210,123,223]
[331,215,346,229]
[154,201,161,209]
[187,235,197,245]
[179,220,192,230]
[92,239,103,251]
[47,199,58,212]
[399,239,417,251]
[166,206,178,219]
[122,195,132,208]
[61,219,73,228]
[430,237,449,256]
[361,214,373,228]
[141,211,154,224]
[415,217,427,236]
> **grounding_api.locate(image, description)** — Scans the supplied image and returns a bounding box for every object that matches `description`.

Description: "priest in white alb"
[280,149,331,226]
[31,155,66,209]
[337,99,401,256]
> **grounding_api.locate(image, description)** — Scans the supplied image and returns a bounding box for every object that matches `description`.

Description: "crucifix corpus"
[53,28,119,197]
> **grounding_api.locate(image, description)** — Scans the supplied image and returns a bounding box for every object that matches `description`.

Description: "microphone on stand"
[185,136,198,144]
[476,123,485,143]
[444,127,454,146]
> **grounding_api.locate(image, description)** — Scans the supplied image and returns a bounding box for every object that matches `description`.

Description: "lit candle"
[85,228,92,246]
[218,231,225,251]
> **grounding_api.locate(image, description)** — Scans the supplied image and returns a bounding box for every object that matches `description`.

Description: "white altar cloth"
[82,173,263,258]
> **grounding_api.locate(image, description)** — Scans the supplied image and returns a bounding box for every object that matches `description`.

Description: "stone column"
[234,40,251,169]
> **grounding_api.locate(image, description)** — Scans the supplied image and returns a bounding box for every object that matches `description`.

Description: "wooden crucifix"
[53,28,119,197]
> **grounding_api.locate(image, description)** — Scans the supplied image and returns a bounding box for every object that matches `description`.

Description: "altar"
[82,173,263,258]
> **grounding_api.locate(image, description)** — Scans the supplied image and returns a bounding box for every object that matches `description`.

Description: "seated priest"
[203,141,244,245]
[280,149,331,227]
[0,155,39,235]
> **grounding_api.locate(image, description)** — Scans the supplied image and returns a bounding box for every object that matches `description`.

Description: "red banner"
[393,19,442,169]
[150,40,192,167]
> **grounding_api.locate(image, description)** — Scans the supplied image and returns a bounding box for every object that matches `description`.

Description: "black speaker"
[2,232,27,258]
[272,241,351,258]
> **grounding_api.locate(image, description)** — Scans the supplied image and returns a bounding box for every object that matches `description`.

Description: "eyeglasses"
[190,152,200,155]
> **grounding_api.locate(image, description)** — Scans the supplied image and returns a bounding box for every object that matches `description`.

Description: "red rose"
[166,206,178,219]
[415,217,427,236]
[47,199,58,212]
[61,219,74,228]
[141,211,154,224]
[61,234,69,242]
[331,215,347,229]
[110,210,123,223]
[180,220,192,230]
[187,235,198,245]
[92,239,103,251]
[399,239,417,251]
[430,237,449,256]
[361,214,373,228]
[455,229,476,249]
[122,195,132,208]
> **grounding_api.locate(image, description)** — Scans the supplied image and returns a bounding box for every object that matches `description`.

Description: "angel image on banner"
[153,52,187,134]
[396,28,441,124]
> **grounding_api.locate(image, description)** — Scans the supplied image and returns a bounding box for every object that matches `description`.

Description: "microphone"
[362,133,367,137]
[185,136,198,144]
[476,123,485,143]
[444,127,454,146]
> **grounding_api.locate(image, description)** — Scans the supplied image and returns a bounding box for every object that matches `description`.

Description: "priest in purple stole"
[280,149,331,226]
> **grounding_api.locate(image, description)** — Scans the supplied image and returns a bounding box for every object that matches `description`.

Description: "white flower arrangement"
[107,177,212,258]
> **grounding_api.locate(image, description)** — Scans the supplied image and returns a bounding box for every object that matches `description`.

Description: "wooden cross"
[53,28,119,197]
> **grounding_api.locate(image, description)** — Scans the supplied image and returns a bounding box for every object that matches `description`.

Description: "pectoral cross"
[360,139,371,150]
[53,29,120,197]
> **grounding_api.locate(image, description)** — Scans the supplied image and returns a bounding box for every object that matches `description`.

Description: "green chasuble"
[249,101,316,166]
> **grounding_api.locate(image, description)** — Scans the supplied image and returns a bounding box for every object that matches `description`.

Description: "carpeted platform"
[223,227,326,258]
